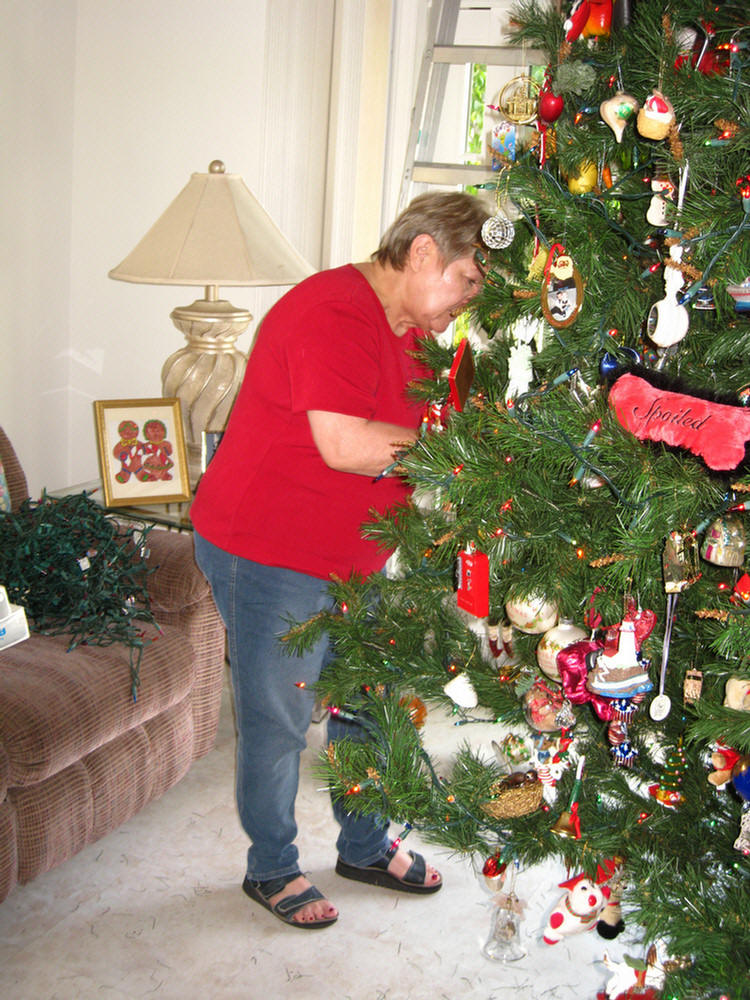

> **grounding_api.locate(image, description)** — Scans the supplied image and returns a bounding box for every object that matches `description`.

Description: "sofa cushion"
[0,741,8,800]
[145,530,212,612]
[0,799,18,899]
[0,622,195,786]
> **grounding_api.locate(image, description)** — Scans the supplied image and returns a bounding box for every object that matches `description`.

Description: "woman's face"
[406,239,484,333]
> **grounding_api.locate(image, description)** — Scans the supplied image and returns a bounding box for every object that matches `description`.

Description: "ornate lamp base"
[162,294,251,488]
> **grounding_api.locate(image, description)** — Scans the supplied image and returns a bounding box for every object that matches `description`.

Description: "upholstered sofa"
[0,426,226,903]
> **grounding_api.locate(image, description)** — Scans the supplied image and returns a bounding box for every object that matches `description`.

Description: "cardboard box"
[0,586,29,651]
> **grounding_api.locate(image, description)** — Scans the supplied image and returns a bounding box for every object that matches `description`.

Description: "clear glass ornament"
[482,893,526,962]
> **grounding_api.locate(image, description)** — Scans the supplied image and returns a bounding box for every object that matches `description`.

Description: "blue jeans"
[194,533,391,882]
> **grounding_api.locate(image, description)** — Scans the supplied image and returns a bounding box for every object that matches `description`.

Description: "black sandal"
[335,844,442,895]
[242,872,338,929]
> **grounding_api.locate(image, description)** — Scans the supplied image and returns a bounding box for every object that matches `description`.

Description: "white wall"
[1,0,350,495]
[0,0,435,497]
[1,2,77,495]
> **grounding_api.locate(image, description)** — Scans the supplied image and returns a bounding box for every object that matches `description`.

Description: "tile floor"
[0,673,633,999]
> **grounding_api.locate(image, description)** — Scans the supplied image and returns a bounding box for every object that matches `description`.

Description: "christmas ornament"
[505,592,558,633]
[600,945,666,999]
[488,622,518,669]
[523,678,569,732]
[734,571,750,603]
[734,807,750,855]
[551,756,585,838]
[650,739,687,807]
[646,249,689,348]
[651,532,699,721]
[564,0,613,42]
[456,543,489,618]
[723,676,750,711]
[600,92,638,143]
[538,89,564,124]
[609,372,750,472]
[543,872,611,944]
[541,245,583,328]
[636,90,675,141]
[557,639,615,721]
[596,858,625,940]
[481,212,515,249]
[599,347,639,380]
[683,667,703,704]
[607,696,644,767]
[581,0,612,37]
[492,734,532,772]
[701,514,746,567]
[481,854,506,892]
[645,176,675,227]
[505,315,544,401]
[727,275,750,312]
[707,744,741,787]
[496,75,540,125]
[586,603,655,698]
[536,619,588,682]
[399,694,427,729]
[567,160,598,194]
[447,337,475,412]
[481,861,526,962]
[482,769,543,819]
[487,120,533,166]
[663,529,701,593]
[693,284,716,310]
[443,671,479,709]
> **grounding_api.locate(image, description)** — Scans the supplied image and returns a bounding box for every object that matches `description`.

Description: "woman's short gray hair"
[373,191,489,270]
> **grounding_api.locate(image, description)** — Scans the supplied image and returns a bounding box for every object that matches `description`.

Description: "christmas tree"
[286,2,750,996]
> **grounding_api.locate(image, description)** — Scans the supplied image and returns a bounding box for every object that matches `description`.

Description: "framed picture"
[200,430,225,473]
[93,398,191,507]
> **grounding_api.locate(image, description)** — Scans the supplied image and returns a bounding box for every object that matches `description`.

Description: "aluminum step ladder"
[398,0,545,211]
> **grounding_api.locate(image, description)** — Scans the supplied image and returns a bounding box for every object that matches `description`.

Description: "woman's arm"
[307,410,418,477]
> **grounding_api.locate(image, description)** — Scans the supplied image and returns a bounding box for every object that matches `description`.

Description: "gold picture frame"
[93,398,191,507]
[541,264,584,329]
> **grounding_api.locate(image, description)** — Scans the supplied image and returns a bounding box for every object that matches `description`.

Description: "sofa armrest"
[144,530,211,614]
[142,529,226,759]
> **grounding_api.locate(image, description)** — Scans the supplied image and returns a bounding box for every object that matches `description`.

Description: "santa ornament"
[636,90,676,141]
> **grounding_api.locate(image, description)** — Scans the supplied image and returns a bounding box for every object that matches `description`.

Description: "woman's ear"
[408,234,437,271]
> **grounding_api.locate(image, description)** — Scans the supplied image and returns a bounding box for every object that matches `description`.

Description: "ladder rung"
[412,162,499,185]
[432,44,546,66]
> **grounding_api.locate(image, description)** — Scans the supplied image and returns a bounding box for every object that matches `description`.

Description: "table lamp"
[109,159,314,485]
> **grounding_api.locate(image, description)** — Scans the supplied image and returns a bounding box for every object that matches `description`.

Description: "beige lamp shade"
[108,160,314,287]
[108,161,314,490]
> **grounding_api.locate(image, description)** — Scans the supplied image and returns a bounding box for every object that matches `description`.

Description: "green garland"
[0,492,158,699]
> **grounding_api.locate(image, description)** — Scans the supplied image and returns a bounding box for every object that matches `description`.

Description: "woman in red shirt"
[192,191,488,929]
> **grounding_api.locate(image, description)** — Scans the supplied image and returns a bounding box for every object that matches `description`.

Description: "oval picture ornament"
[542,252,584,329]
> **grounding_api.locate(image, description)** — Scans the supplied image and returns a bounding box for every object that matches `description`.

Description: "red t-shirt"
[190,265,429,580]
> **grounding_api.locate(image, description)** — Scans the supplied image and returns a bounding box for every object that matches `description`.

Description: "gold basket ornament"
[481,769,543,819]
